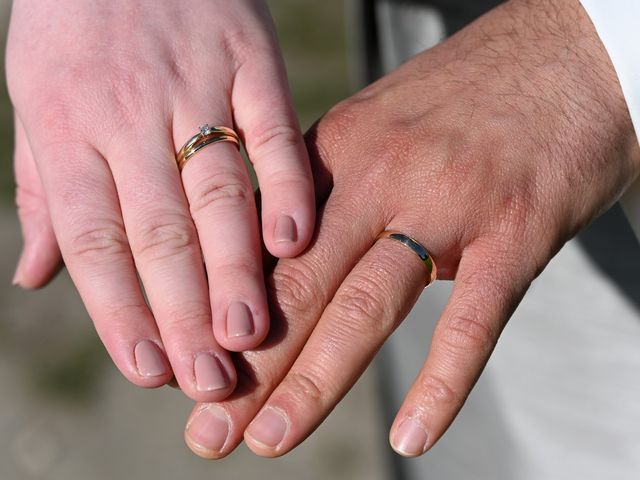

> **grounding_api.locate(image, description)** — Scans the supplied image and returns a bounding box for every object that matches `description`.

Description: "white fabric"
[580,0,640,241]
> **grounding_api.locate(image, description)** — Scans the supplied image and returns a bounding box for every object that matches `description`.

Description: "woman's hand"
[7,0,315,401]
[182,0,640,457]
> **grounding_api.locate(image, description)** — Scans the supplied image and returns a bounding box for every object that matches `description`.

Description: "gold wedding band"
[376,230,437,286]
[176,124,240,171]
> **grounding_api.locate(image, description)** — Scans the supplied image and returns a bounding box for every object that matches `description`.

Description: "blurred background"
[0,1,394,478]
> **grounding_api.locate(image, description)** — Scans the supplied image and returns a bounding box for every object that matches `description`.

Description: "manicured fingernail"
[392,418,428,457]
[134,340,169,377]
[194,353,229,392]
[186,405,229,453]
[227,302,254,338]
[274,215,297,243]
[246,407,288,449]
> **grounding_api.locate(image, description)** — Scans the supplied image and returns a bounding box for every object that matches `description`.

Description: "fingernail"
[186,405,230,453]
[134,340,169,377]
[392,418,429,457]
[274,215,297,243]
[194,353,229,392]
[227,302,254,338]
[246,407,288,449]
[12,250,27,286]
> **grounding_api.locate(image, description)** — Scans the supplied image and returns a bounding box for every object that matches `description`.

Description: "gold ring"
[376,230,437,286]
[176,124,240,171]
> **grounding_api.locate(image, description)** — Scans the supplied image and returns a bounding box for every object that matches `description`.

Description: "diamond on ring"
[199,124,213,136]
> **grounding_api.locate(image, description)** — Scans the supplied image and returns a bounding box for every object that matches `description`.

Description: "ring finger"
[107,120,236,402]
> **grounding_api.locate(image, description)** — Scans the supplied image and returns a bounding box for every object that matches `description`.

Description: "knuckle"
[66,221,129,262]
[75,64,149,131]
[259,166,311,194]
[280,370,324,407]
[246,124,302,160]
[361,148,399,185]
[105,302,150,328]
[188,175,252,216]
[331,278,388,333]
[441,310,497,354]
[308,99,366,173]
[109,302,148,320]
[221,25,268,70]
[465,249,524,303]
[322,96,368,135]
[131,215,197,261]
[161,303,211,342]
[269,262,319,317]
[78,57,158,131]
[214,258,263,279]
[15,184,46,214]
[417,374,459,410]
[23,65,147,137]
[28,97,86,145]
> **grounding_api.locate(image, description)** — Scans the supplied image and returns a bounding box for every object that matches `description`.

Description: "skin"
[182,0,640,459]
[7,0,315,402]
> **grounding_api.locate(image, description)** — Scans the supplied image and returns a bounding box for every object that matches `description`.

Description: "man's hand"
[7,0,316,401]
[181,0,640,458]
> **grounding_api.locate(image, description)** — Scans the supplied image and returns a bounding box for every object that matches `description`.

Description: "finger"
[233,43,315,259]
[389,239,532,457]
[108,126,236,402]
[13,115,62,288]
[31,139,172,388]
[183,184,382,458]
[243,226,430,457]
[174,101,268,353]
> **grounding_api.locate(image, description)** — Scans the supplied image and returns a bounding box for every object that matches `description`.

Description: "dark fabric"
[578,204,640,307]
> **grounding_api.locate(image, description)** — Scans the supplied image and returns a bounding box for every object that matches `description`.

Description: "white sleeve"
[579,0,640,240]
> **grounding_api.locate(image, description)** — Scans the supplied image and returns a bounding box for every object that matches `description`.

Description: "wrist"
[518,0,640,182]
[444,0,640,195]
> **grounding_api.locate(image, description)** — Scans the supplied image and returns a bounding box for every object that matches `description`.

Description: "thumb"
[13,114,62,289]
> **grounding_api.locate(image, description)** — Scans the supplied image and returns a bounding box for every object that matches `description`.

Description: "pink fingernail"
[227,302,254,338]
[12,249,27,286]
[194,353,229,392]
[246,407,288,449]
[134,340,169,377]
[186,405,230,453]
[392,418,428,457]
[274,215,297,243]
[12,268,22,286]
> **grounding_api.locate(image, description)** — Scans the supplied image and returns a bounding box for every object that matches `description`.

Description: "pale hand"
[8,0,315,402]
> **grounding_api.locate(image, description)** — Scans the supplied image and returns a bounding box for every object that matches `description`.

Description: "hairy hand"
[182,0,639,458]
[7,0,315,401]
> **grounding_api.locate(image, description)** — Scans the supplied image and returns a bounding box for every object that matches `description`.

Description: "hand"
[7,0,315,401]
[182,0,640,458]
